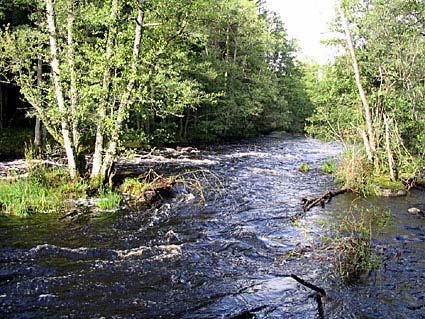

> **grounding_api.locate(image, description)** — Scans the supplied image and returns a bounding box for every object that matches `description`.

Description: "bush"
[335,147,374,195]
[323,208,391,283]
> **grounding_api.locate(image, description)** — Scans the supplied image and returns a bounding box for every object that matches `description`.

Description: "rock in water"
[380,189,407,197]
[408,207,423,215]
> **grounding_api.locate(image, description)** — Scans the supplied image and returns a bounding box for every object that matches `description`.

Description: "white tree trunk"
[45,0,77,179]
[34,55,42,150]
[67,0,80,153]
[100,7,145,178]
[91,0,119,179]
[339,3,376,158]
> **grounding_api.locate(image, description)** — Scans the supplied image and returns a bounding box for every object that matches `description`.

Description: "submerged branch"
[302,188,351,212]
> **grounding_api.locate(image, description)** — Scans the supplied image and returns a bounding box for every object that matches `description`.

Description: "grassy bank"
[0,165,181,217]
[333,146,423,196]
[0,167,122,217]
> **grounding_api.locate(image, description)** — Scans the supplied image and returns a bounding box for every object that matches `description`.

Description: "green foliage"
[299,163,310,173]
[1,0,313,172]
[306,58,361,142]
[120,178,150,198]
[0,167,86,217]
[96,191,121,210]
[323,207,391,283]
[307,0,425,186]
[322,160,336,174]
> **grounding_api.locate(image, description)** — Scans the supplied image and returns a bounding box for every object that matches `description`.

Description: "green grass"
[0,178,62,216]
[322,160,336,174]
[299,163,310,173]
[96,191,122,210]
[369,176,405,191]
[322,207,391,283]
[120,178,150,197]
[0,167,87,217]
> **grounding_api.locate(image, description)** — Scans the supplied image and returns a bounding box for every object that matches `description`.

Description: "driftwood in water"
[290,274,326,297]
[302,189,350,212]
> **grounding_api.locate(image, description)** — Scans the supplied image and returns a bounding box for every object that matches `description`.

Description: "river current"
[0,135,424,318]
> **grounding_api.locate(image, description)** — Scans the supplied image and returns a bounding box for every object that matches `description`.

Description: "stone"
[408,207,423,215]
[380,189,407,197]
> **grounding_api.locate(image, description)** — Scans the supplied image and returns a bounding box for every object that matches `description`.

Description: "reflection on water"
[0,135,424,318]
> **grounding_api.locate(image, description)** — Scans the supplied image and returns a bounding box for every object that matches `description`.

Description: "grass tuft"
[322,207,392,283]
[322,160,336,174]
[96,191,122,210]
[299,163,310,173]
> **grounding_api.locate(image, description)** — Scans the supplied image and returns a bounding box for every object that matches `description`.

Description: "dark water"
[0,135,424,318]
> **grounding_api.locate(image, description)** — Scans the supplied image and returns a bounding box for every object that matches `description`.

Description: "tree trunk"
[100,7,145,179]
[91,0,119,179]
[0,85,3,129]
[34,41,43,151]
[67,0,79,153]
[224,21,231,92]
[339,3,376,159]
[45,0,77,179]
[384,114,396,181]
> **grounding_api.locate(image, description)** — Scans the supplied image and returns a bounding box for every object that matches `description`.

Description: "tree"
[1,0,312,181]
[308,0,425,181]
[339,1,376,161]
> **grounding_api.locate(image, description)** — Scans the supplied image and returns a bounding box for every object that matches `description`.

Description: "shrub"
[335,147,374,195]
[323,208,391,283]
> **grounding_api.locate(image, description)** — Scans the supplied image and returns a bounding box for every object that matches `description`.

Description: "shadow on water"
[0,135,424,318]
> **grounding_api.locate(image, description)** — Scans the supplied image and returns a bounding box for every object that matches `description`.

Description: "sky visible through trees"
[266,0,338,63]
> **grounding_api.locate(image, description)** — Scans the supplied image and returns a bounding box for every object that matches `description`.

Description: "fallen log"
[302,189,350,212]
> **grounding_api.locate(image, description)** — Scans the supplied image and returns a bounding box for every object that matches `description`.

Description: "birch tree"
[339,1,376,161]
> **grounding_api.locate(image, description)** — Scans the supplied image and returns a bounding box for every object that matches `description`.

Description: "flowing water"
[0,135,424,318]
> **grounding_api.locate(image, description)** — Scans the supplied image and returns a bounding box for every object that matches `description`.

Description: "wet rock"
[380,189,407,197]
[38,294,57,301]
[408,207,424,216]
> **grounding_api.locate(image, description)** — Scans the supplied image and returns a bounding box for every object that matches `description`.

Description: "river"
[0,135,424,318]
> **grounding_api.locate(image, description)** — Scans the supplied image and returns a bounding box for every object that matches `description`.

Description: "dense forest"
[0,0,424,187]
[308,0,425,194]
[0,0,313,179]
